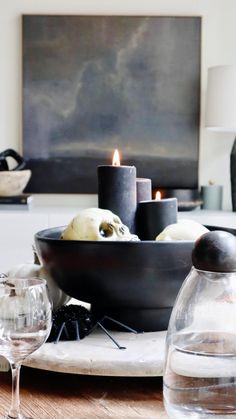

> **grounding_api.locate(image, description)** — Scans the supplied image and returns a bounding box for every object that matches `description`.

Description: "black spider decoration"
[47,305,94,343]
[47,304,138,349]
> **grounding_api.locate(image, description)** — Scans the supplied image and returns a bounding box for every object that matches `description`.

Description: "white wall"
[1,0,236,210]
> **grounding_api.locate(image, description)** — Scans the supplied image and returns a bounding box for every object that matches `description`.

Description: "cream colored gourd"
[7,263,70,311]
[155,219,209,241]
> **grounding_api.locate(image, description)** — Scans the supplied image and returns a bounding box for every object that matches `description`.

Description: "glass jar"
[163,267,236,419]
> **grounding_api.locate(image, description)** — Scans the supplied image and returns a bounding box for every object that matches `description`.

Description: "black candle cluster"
[97,150,177,238]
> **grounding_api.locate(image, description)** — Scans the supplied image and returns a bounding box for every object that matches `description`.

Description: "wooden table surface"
[0,367,168,418]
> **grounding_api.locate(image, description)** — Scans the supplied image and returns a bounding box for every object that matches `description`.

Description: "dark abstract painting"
[22,15,201,193]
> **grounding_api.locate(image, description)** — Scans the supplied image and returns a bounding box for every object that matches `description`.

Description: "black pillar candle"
[97,161,137,233]
[136,178,152,203]
[136,196,177,240]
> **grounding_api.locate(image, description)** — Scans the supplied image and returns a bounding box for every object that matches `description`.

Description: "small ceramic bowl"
[0,170,31,196]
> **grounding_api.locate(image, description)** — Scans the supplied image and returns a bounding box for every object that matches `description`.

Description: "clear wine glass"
[0,277,52,419]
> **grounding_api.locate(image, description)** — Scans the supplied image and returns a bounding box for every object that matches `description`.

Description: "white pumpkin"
[7,263,71,311]
[155,219,209,241]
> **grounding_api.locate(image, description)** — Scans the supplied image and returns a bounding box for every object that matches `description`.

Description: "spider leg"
[87,321,124,349]
[87,315,140,349]
[54,321,66,344]
[96,322,126,350]
[102,316,139,334]
[73,320,80,341]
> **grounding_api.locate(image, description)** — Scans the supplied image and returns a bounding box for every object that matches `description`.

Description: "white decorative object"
[23,330,166,376]
[155,219,209,241]
[7,263,70,310]
[61,208,139,241]
[0,170,31,196]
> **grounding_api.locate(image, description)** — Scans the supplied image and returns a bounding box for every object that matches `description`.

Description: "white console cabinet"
[0,208,80,273]
[0,195,98,272]
[0,195,235,273]
[0,212,47,272]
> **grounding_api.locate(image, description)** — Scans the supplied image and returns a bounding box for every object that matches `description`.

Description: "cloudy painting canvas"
[23,15,201,193]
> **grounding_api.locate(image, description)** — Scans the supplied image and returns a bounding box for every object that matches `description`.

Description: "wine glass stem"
[8,362,22,418]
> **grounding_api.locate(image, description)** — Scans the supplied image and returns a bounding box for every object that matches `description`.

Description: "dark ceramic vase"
[230,137,236,211]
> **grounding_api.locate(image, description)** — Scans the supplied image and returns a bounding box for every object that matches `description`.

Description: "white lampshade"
[205,64,236,132]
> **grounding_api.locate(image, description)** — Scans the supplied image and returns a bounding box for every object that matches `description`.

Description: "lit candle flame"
[155,191,161,200]
[112,149,120,166]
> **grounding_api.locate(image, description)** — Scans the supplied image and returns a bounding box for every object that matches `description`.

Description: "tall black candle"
[97,150,137,232]
[136,192,177,240]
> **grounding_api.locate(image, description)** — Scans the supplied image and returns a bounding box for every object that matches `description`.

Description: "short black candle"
[98,165,137,232]
[136,197,177,240]
[136,178,152,203]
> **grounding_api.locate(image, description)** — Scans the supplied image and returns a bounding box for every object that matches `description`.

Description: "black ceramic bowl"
[35,226,195,332]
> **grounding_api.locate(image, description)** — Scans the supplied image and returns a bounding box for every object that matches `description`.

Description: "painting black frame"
[22,15,201,193]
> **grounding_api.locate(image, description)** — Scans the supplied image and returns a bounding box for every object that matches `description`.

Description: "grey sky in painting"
[23,16,200,160]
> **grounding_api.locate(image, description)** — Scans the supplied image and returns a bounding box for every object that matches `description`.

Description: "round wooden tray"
[23,330,166,377]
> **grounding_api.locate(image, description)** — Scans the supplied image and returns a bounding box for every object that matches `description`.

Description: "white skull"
[61,208,139,241]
